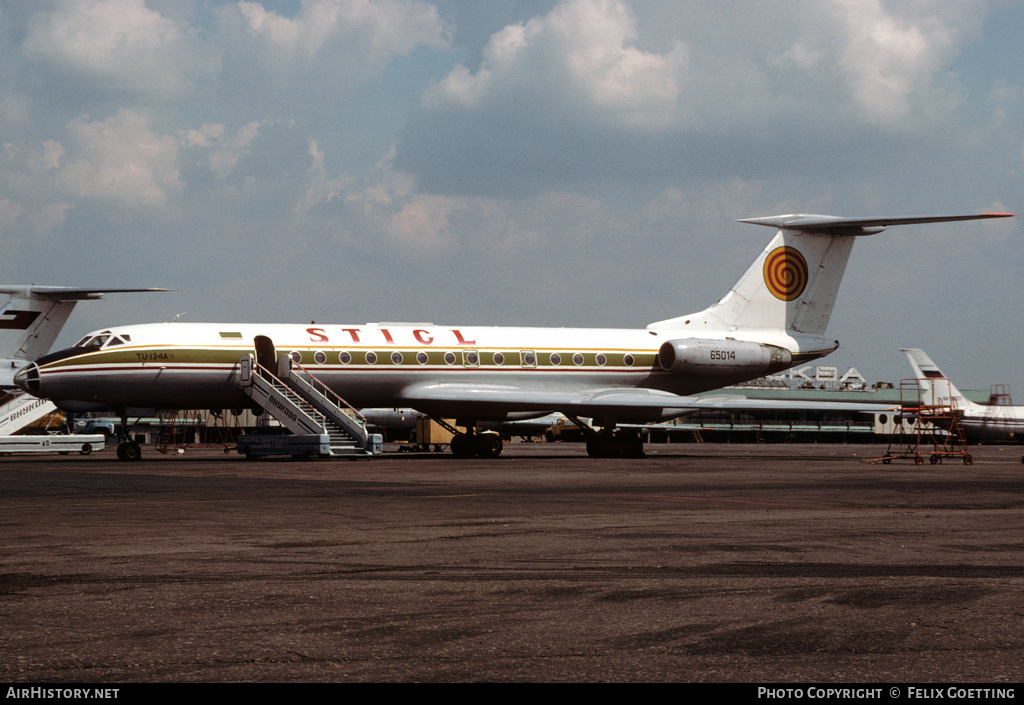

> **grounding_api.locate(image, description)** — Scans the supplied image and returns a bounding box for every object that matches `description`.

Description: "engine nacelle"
[658,338,793,379]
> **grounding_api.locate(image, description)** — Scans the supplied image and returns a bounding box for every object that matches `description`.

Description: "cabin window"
[416,351,429,365]
[339,351,352,364]
[463,351,479,367]
[573,353,584,366]
[365,351,378,365]
[493,352,505,365]
[391,351,403,365]
[521,351,537,368]
[314,351,327,364]
[623,354,635,367]
[288,351,301,363]
[444,351,456,365]
[549,353,561,366]
[595,353,607,366]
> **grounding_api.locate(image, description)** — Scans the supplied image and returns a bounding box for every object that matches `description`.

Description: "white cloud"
[826,0,983,125]
[56,110,182,208]
[180,121,263,179]
[224,0,449,80]
[425,0,687,129]
[21,0,210,98]
[237,0,447,57]
[296,139,357,214]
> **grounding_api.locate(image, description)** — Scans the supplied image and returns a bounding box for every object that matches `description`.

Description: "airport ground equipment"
[236,433,330,460]
[155,409,243,454]
[237,353,378,457]
[869,379,971,465]
[0,390,61,436]
[0,433,106,455]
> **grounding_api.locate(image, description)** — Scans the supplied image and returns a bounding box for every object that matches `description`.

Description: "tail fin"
[900,347,981,412]
[649,212,1013,338]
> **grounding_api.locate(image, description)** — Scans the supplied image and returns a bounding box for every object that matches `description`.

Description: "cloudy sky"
[1,0,1022,392]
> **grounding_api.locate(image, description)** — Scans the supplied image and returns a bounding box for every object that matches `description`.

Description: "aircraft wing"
[398,383,894,422]
[682,395,895,412]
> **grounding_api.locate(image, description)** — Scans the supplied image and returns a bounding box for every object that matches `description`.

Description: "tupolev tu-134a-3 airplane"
[15,212,1013,460]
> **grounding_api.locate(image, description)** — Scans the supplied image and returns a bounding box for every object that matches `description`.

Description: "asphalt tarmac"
[1,442,1022,683]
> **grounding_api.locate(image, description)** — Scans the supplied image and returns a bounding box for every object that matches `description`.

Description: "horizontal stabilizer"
[0,286,172,301]
[739,212,1013,236]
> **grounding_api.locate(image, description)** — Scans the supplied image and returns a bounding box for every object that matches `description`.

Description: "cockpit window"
[107,336,125,347]
[75,333,112,348]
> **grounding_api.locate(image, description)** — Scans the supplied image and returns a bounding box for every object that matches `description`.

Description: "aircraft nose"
[13,362,40,396]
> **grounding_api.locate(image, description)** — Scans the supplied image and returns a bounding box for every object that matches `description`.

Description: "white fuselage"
[18,321,828,421]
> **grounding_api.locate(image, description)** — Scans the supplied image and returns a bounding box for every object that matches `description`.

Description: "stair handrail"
[242,355,331,433]
[289,360,367,424]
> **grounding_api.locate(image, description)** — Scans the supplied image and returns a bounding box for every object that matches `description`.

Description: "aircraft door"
[254,335,276,373]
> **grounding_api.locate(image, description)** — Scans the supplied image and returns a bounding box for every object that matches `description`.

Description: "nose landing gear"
[115,408,143,462]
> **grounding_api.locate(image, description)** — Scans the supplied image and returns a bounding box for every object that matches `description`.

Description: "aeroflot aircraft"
[15,213,1012,459]
[902,347,1024,443]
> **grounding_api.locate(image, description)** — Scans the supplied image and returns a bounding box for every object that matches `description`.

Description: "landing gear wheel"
[450,433,476,459]
[478,433,503,458]
[450,432,504,458]
[586,431,644,459]
[116,441,141,462]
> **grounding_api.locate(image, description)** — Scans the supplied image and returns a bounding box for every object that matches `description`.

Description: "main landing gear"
[431,418,504,458]
[450,431,503,459]
[564,416,645,459]
[585,428,645,459]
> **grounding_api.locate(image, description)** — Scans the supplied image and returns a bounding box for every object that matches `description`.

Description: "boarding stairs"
[237,354,374,456]
[0,389,60,436]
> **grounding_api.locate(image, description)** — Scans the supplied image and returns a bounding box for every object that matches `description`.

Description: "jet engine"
[657,338,792,380]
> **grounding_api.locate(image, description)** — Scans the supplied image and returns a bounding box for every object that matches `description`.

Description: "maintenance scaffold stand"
[868,378,972,466]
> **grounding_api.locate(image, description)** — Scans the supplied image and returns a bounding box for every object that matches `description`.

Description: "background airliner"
[15,213,1012,460]
[901,347,1024,443]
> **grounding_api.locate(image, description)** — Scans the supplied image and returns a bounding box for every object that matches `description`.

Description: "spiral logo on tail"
[763,246,808,301]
